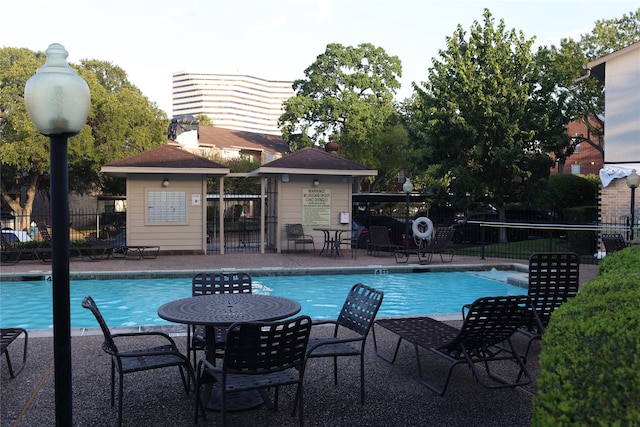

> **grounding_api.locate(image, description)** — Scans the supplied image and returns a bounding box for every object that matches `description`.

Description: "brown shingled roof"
[195,126,291,155]
[261,147,372,170]
[104,144,226,169]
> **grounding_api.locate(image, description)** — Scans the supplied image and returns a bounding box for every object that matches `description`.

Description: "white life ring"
[412,217,434,240]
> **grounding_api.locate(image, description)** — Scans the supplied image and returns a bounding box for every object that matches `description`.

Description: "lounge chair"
[0,234,23,265]
[285,223,315,253]
[518,252,580,356]
[367,225,401,256]
[33,220,84,261]
[187,272,252,368]
[373,295,536,396]
[602,233,629,254]
[83,234,116,260]
[194,316,312,426]
[82,296,195,427]
[303,283,384,405]
[1,328,28,378]
[417,227,455,264]
[34,221,53,262]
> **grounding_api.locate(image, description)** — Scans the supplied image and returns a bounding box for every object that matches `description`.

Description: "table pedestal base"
[204,386,264,412]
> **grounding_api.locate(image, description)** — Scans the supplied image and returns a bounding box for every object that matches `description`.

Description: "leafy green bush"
[532,245,640,426]
[536,174,599,214]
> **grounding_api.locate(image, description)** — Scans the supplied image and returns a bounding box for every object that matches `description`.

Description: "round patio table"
[158,294,301,411]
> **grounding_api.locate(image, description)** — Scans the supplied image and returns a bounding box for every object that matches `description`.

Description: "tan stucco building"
[255,145,377,252]
[101,142,377,255]
[101,144,229,254]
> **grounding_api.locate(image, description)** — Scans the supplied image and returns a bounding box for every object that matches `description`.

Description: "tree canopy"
[0,47,168,227]
[278,43,407,190]
[407,9,557,239]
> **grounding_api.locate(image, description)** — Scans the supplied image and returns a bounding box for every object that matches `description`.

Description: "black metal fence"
[4,207,632,265]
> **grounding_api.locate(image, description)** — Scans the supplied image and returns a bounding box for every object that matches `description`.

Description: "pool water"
[0,271,525,330]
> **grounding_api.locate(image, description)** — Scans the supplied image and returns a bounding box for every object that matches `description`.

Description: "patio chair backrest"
[528,252,579,328]
[85,234,111,247]
[223,316,312,374]
[336,283,384,337]
[368,226,393,246]
[285,224,305,237]
[421,227,454,249]
[37,221,52,243]
[192,272,252,296]
[443,295,534,353]
[602,234,628,254]
[81,296,119,356]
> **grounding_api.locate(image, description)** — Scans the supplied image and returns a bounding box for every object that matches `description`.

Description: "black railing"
[3,210,632,264]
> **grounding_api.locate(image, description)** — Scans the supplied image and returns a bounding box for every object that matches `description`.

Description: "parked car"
[1,229,33,243]
[352,216,414,250]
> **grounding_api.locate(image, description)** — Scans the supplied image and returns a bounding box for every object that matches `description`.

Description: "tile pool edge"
[0,262,528,282]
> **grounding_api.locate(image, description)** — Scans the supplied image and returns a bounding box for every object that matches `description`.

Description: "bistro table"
[158,294,301,411]
[313,227,349,257]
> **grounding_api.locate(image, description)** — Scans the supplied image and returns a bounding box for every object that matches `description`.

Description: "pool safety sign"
[302,188,331,226]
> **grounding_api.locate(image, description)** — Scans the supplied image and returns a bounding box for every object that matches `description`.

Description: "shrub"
[532,245,640,426]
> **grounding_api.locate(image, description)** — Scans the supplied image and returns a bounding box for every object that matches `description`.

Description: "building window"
[574,143,581,153]
[571,163,581,175]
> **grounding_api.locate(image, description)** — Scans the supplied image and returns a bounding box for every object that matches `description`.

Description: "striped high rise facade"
[172,72,295,135]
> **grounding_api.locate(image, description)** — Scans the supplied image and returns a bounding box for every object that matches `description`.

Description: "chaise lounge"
[373,295,536,395]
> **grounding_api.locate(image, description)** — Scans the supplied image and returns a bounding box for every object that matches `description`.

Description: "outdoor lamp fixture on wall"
[403,178,414,255]
[627,169,640,240]
[25,43,90,427]
[313,179,320,187]
[162,179,170,188]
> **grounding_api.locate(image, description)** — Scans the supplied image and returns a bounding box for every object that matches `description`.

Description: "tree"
[196,114,213,126]
[278,43,407,191]
[0,47,167,231]
[407,9,557,241]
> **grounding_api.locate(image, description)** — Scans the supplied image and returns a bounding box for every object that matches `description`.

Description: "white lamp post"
[627,169,640,240]
[403,178,414,255]
[24,43,90,426]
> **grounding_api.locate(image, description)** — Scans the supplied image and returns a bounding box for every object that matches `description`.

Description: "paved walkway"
[0,252,599,426]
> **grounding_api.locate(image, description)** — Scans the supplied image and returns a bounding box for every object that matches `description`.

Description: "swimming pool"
[0,270,526,330]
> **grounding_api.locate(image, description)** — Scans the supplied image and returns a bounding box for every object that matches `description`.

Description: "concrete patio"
[1,252,598,426]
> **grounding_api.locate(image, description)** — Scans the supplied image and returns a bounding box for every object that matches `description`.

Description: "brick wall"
[600,177,638,233]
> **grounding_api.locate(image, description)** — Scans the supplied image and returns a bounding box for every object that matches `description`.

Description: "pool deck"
[1,252,599,426]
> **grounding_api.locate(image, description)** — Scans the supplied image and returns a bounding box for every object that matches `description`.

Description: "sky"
[3,0,638,116]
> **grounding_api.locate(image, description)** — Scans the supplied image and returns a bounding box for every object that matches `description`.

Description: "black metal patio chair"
[303,283,384,405]
[187,272,253,368]
[82,296,195,427]
[1,328,28,378]
[517,252,580,357]
[367,225,401,256]
[602,233,630,254]
[194,316,312,426]
[285,224,315,253]
[417,227,455,264]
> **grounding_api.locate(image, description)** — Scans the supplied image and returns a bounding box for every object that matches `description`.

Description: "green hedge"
[532,245,640,426]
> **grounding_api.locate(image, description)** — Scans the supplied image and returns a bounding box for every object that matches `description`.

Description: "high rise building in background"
[172,72,295,136]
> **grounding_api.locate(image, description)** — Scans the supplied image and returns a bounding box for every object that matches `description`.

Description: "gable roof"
[255,146,377,177]
[101,144,230,177]
[584,41,640,83]
[189,126,291,155]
